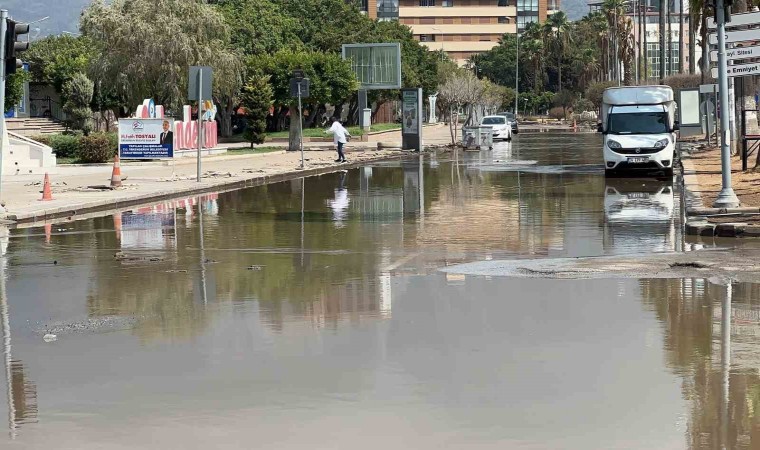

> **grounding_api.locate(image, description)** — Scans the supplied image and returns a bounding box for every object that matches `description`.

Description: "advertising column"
[401,88,423,152]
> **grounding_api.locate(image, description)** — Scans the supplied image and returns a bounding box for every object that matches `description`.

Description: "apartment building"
[359,1,560,64]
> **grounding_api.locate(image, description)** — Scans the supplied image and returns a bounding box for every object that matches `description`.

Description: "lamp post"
[23,16,48,44]
[515,32,520,116]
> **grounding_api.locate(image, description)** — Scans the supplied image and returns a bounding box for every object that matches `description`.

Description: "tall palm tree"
[689,0,701,74]
[522,38,545,91]
[659,0,666,81]
[545,11,572,91]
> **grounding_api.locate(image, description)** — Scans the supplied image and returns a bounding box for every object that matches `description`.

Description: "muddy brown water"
[1,133,759,449]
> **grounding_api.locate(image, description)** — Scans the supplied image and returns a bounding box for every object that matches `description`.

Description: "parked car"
[480,115,512,141]
[497,111,519,134]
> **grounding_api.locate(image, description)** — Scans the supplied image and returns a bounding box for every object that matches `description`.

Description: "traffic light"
[4,18,29,76]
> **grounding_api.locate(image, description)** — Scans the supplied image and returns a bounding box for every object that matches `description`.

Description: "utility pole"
[515,32,519,116]
[659,0,666,81]
[712,0,741,207]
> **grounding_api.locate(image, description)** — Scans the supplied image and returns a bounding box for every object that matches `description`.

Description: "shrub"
[585,81,616,109]
[548,106,566,120]
[62,73,94,135]
[240,74,273,147]
[77,133,116,163]
[29,135,51,147]
[573,98,595,113]
[48,134,82,158]
[662,73,702,90]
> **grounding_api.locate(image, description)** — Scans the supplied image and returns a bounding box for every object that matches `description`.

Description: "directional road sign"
[710,44,760,62]
[711,61,760,78]
[708,10,760,29]
[709,28,760,45]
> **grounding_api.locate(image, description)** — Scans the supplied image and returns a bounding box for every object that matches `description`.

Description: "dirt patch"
[689,146,760,206]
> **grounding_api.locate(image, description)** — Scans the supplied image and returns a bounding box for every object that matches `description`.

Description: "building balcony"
[411,23,516,34]
[400,6,517,17]
[420,41,503,52]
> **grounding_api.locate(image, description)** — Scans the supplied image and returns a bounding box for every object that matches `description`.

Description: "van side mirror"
[596,123,603,133]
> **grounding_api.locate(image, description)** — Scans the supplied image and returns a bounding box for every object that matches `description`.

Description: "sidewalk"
[682,142,760,238]
[2,148,404,225]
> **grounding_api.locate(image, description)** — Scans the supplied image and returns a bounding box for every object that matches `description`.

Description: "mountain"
[4,0,92,37]
[562,0,590,21]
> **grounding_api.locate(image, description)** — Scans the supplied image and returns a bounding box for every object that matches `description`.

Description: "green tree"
[4,71,29,113]
[62,73,94,135]
[24,35,95,94]
[544,12,572,92]
[216,0,299,57]
[279,0,375,53]
[240,75,274,147]
[80,0,243,123]
[258,49,357,150]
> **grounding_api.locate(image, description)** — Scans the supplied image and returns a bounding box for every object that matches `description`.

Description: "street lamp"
[431,27,444,60]
[23,16,49,44]
[515,32,520,116]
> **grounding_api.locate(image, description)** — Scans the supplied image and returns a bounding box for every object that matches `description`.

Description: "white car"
[480,115,512,141]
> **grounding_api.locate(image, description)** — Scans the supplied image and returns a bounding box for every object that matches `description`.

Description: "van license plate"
[628,157,648,164]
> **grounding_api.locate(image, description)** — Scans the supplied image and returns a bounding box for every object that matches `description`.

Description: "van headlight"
[654,138,669,149]
[607,139,622,149]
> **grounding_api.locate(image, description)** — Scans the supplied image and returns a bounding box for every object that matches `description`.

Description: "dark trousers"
[337,142,346,161]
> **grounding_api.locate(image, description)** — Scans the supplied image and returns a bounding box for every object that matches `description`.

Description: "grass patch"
[56,157,83,165]
[266,122,400,139]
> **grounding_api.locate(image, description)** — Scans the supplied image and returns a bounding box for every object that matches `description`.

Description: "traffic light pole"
[0,10,8,210]
[713,0,741,208]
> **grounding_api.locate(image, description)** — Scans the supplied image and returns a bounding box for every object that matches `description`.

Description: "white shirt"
[326,121,350,144]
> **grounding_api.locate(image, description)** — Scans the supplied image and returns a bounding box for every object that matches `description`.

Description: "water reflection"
[8,134,760,448]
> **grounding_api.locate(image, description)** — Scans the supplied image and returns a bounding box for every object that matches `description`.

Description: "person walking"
[325,117,351,163]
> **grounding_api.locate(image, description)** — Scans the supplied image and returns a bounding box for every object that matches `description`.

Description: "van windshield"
[482,117,506,125]
[608,112,669,134]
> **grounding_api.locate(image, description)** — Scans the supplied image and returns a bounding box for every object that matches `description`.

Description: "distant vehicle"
[480,115,512,141]
[497,111,520,134]
[597,85,678,177]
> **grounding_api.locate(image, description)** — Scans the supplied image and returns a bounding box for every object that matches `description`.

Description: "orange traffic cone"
[40,173,53,201]
[110,154,122,188]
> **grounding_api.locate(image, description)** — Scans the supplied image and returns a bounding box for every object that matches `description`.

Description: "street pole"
[634,0,639,83]
[615,6,620,86]
[0,11,8,209]
[713,0,741,208]
[196,70,203,183]
[298,82,304,169]
[515,32,519,116]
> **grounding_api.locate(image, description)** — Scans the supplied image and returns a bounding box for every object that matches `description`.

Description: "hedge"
[30,132,117,163]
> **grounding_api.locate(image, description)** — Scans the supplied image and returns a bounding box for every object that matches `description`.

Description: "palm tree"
[522,38,545,92]
[689,0,703,74]
[545,12,572,91]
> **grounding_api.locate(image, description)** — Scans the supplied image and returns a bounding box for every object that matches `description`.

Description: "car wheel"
[605,168,618,177]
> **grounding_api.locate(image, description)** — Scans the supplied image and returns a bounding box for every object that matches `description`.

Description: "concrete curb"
[6,152,410,225]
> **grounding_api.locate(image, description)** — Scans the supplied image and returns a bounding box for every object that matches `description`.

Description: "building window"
[420,0,435,6]
[498,0,509,5]
[442,0,454,5]
[646,42,680,78]
[517,0,539,12]
[419,34,436,42]
[517,15,538,29]
[498,17,510,23]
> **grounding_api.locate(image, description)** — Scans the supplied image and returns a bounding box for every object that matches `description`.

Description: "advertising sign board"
[119,118,175,159]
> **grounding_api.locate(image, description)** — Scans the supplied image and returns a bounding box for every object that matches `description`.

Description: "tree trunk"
[667,0,673,78]
[288,102,301,152]
[643,12,648,81]
[679,0,685,73]
[333,102,345,122]
[701,13,708,83]
[558,49,563,91]
[659,0,666,82]
[347,96,359,126]
[689,8,697,74]
[217,97,234,138]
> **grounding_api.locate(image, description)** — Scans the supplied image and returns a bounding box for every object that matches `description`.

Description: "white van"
[598,86,678,176]
[480,115,512,141]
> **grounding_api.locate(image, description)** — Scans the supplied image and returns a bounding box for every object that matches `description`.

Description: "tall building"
[357,0,560,64]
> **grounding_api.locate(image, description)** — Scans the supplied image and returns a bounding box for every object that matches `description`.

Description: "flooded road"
[1,133,759,449]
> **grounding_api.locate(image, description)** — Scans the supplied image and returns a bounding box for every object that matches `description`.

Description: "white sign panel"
[707,10,760,29]
[118,118,175,159]
[711,61,760,78]
[708,28,760,45]
[710,44,760,62]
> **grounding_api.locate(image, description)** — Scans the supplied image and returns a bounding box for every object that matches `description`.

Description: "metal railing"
[28,97,64,122]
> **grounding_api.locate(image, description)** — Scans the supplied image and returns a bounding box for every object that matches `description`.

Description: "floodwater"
[1,133,759,449]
